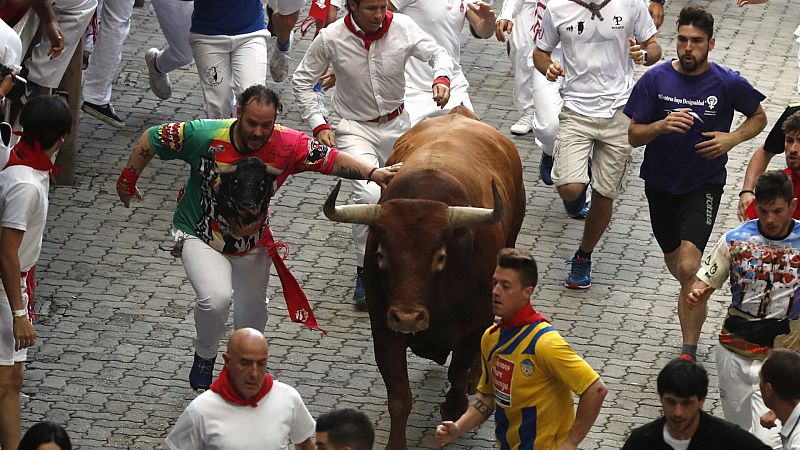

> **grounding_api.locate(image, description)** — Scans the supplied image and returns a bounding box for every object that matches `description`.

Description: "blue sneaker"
[189,353,216,391]
[353,272,366,310]
[563,184,589,219]
[540,153,554,185]
[565,256,592,289]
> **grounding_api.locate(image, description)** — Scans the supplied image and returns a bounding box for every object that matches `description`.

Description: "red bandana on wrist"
[4,132,58,175]
[344,11,393,50]
[210,366,274,407]
[490,303,548,334]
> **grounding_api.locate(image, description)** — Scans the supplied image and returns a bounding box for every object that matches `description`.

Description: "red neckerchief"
[4,133,58,175]
[490,303,549,334]
[210,366,273,407]
[259,227,327,335]
[344,11,393,50]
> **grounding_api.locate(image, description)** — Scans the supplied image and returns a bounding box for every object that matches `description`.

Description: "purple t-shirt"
[624,61,765,195]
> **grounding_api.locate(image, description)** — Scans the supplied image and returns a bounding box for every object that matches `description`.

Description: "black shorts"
[645,183,724,254]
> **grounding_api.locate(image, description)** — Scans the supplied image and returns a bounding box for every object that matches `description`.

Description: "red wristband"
[432,76,451,89]
[367,167,378,184]
[117,167,139,195]
[313,123,331,135]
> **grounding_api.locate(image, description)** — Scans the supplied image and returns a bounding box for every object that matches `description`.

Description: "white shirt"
[392,0,484,92]
[497,0,539,22]
[165,381,315,450]
[662,425,691,450]
[537,0,657,118]
[0,162,49,272]
[292,12,454,129]
[781,403,800,450]
[0,19,22,68]
[794,24,800,44]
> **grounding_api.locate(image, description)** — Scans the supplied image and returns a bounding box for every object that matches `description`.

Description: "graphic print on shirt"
[718,238,800,320]
[492,356,515,407]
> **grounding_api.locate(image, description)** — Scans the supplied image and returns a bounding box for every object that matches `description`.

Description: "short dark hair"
[345,0,362,13]
[237,84,283,114]
[316,408,374,450]
[18,422,72,450]
[782,111,800,135]
[496,248,538,288]
[677,6,714,39]
[19,95,72,150]
[755,170,794,205]
[657,358,708,400]
[762,349,800,402]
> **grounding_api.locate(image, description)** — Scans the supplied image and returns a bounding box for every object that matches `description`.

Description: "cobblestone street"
[17,0,800,448]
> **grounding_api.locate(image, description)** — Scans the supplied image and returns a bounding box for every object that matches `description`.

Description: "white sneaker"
[510,107,534,135]
[269,35,292,82]
[145,48,172,100]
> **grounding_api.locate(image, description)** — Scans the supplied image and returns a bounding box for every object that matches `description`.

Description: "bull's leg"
[441,331,482,421]
[373,329,412,450]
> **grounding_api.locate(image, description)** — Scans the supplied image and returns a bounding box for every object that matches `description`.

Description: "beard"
[679,52,708,73]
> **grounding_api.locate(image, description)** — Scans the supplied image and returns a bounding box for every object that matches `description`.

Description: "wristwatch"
[640,50,649,64]
[12,309,26,318]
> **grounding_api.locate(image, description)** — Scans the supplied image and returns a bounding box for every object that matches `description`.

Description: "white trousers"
[336,112,410,267]
[0,275,28,365]
[404,75,472,127]
[509,2,535,112]
[716,344,782,449]
[151,0,194,73]
[181,235,271,359]
[83,0,134,104]
[532,48,562,157]
[190,29,270,119]
[27,0,97,88]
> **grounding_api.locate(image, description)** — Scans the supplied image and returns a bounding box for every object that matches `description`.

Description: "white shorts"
[267,0,305,15]
[716,344,782,449]
[0,275,29,366]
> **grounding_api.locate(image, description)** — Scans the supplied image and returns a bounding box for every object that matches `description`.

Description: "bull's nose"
[387,306,430,333]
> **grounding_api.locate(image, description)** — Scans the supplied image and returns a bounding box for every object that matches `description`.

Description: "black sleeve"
[764,104,800,154]
[621,428,649,450]
[720,422,773,449]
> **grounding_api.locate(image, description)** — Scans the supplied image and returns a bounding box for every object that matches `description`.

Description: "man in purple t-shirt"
[624,5,766,362]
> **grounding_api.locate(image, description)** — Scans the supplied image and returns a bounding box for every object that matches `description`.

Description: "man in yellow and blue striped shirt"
[436,248,607,449]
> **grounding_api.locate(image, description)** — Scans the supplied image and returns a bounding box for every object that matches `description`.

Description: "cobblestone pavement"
[17,0,800,448]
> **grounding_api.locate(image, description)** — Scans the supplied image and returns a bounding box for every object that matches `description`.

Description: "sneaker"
[510,107,534,135]
[269,35,292,83]
[81,101,125,128]
[145,48,172,100]
[353,272,366,311]
[678,353,697,363]
[189,353,216,391]
[82,50,90,70]
[565,256,592,289]
[563,184,589,219]
[539,152,554,185]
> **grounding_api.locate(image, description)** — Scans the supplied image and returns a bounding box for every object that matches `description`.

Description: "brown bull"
[324,107,525,449]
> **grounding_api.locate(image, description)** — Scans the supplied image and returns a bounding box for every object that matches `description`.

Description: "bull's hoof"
[440,397,468,422]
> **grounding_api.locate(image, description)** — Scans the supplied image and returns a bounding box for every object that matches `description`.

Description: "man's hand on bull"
[367,163,402,188]
[432,83,450,108]
[116,167,144,208]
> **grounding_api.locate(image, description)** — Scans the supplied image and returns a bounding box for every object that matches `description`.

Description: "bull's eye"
[431,247,447,273]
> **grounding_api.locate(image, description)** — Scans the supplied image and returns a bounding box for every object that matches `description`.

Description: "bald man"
[166,329,315,450]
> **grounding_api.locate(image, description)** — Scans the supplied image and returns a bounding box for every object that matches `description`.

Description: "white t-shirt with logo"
[537,0,657,118]
[0,164,49,272]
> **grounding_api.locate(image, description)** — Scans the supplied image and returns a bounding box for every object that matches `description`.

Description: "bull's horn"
[264,163,283,176]
[323,180,381,225]
[447,180,506,229]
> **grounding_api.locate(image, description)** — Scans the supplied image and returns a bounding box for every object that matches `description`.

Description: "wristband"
[117,167,140,195]
[367,167,378,184]
[12,309,26,318]
[432,76,451,90]
[739,189,755,197]
[313,123,331,135]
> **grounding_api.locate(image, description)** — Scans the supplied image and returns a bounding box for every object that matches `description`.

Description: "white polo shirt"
[537,0,657,118]
[0,163,49,272]
[781,403,800,450]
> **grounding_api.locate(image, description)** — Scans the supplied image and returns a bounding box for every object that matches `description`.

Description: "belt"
[719,332,769,354]
[368,104,404,124]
